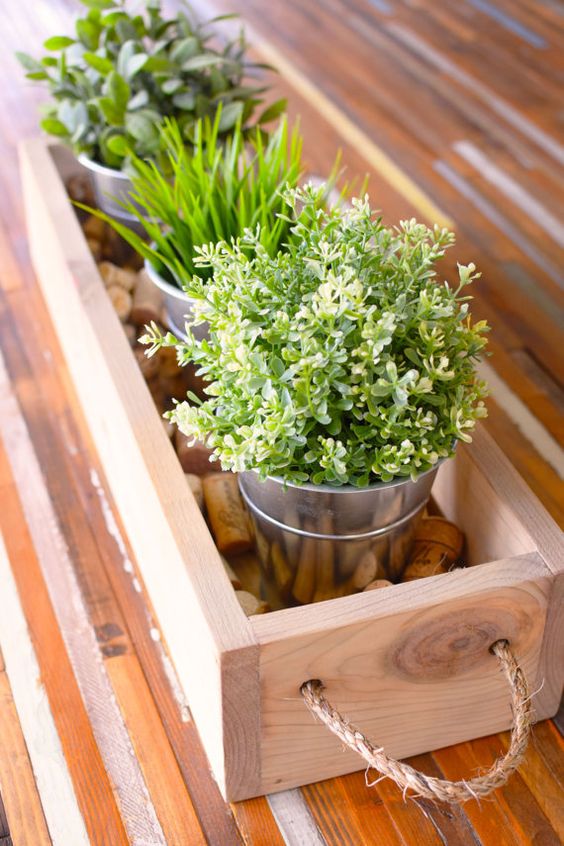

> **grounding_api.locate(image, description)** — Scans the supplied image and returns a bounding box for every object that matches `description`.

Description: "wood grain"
[0,672,51,846]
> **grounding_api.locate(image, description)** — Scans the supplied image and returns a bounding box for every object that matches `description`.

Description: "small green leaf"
[106,71,130,111]
[182,53,225,72]
[127,89,149,110]
[76,18,100,50]
[169,37,198,65]
[79,0,116,9]
[40,117,69,137]
[126,53,148,78]
[107,134,129,156]
[83,52,113,74]
[171,91,195,110]
[97,96,123,125]
[257,98,287,125]
[217,100,243,131]
[43,36,76,50]
[161,78,184,94]
[16,52,43,73]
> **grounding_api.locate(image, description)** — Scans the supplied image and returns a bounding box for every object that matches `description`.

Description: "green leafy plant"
[142,184,489,486]
[17,0,284,168]
[80,111,326,288]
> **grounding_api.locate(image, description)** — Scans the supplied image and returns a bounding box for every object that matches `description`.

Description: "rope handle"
[301,640,532,803]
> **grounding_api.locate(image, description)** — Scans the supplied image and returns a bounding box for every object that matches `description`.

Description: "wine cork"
[157,346,189,398]
[174,431,220,475]
[364,579,392,591]
[83,214,107,242]
[102,226,130,264]
[220,555,242,590]
[414,517,464,558]
[67,173,95,205]
[235,590,269,616]
[336,543,363,578]
[86,237,103,261]
[292,535,316,605]
[134,346,159,380]
[254,525,271,575]
[271,542,294,599]
[131,269,163,325]
[202,473,253,554]
[161,418,175,439]
[123,323,137,347]
[282,502,302,562]
[184,364,208,399]
[313,516,337,602]
[228,552,261,598]
[99,261,136,291]
[107,285,132,322]
[402,518,465,583]
[351,550,382,590]
[185,474,204,511]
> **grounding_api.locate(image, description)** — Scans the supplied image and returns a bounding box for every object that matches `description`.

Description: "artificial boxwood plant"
[17,0,284,169]
[142,184,489,486]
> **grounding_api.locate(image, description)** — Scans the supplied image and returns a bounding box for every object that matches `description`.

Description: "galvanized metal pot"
[238,464,443,607]
[144,260,208,342]
[78,154,144,231]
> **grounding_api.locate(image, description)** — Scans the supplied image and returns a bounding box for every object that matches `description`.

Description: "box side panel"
[252,554,552,796]
[533,569,564,719]
[19,139,261,797]
[434,428,563,571]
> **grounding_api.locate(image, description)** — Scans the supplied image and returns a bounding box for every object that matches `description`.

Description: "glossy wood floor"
[0,0,562,844]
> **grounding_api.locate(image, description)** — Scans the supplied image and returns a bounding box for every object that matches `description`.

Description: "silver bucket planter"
[238,463,443,607]
[144,259,208,342]
[78,154,145,233]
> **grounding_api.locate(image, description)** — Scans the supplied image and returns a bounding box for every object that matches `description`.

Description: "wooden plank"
[267,791,328,846]
[230,798,288,846]
[0,223,247,841]
[0,672,51,846]
[19,138,261,801]
[251,554,551,794]
[0,534,89,846]
[0,350,169,845]
[497,727,564,841]
[105,653,208,846]
[0,442,128,844]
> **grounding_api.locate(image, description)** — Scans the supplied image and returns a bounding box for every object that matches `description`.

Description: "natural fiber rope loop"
[301,640,532,804]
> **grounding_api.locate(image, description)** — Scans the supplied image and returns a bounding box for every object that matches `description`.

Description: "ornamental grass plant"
[17,0,283,169]
[143,184,489,487]
[82,111,318,289]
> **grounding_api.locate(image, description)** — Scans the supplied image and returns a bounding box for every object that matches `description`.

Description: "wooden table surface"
[0,0,562,844]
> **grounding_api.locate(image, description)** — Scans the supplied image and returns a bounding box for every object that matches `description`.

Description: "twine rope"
[301,640,532,803]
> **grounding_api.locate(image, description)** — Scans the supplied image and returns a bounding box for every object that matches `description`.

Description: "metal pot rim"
[144,258,193,303]
[241,455,450,495]
[78,153,133,181]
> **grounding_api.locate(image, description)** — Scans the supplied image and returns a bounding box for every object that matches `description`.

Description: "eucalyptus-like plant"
[17,0,284,169]
[143,184,489,486]
[81,111,319,288]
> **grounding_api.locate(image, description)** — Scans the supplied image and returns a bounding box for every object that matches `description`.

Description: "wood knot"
[389,605,531,681]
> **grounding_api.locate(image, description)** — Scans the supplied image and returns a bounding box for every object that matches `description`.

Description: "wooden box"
[20,139,564,801]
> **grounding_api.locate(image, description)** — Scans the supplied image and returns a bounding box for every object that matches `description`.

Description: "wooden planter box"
[20,139,563,802]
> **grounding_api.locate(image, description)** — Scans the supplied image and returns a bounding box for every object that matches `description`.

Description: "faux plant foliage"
[81,111,312,288]
[143,185,489,486]
[17,0,284,168]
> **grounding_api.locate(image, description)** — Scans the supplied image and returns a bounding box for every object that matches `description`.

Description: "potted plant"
[142,184,489,605]
[17,0,284,223]
[82,111,329,338]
